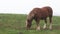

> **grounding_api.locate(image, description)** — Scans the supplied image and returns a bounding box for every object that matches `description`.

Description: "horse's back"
[42,6,53,15]
[40,6,53,17]
[28,6,53,20]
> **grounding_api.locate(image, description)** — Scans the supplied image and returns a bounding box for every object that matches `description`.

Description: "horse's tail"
[46,6,53,17]
[48,7,53,17]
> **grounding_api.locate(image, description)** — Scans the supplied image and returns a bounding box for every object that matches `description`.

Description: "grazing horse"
[26,6,53,30]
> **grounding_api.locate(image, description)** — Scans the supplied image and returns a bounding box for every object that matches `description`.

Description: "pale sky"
[0,0,60,16]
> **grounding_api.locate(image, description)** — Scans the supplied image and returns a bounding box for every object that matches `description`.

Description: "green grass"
[0,14,60,34]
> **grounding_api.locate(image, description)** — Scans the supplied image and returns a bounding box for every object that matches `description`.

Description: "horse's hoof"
[36,26,40,31]
[43,28,46,30]
[50,29,52,30]
[49,27,52,30]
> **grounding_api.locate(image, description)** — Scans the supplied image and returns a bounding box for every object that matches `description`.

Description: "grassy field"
[0,14,60,34]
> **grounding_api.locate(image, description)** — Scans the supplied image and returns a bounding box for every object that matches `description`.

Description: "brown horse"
[26,6,53,30]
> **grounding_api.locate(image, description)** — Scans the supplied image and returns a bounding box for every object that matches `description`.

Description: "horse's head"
[26,13,34,30]
[26,19,32,30]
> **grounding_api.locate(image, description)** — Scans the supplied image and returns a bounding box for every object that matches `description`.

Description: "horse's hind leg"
[49,16,52,30]
[43,18,47,29]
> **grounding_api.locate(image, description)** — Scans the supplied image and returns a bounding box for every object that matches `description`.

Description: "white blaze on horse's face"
[26,20,27,27]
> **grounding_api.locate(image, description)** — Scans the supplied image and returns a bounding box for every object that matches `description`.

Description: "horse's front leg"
[35,19,40,30]
[43,18,47,29]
